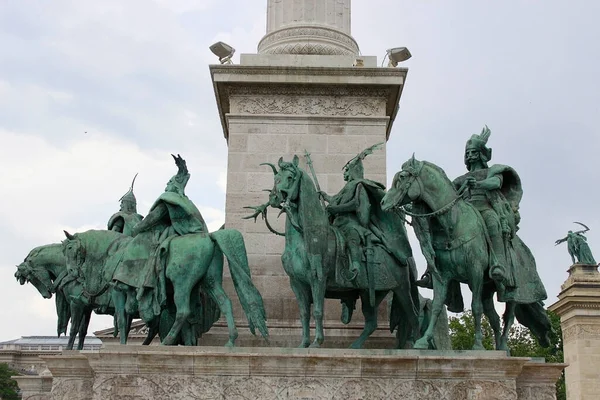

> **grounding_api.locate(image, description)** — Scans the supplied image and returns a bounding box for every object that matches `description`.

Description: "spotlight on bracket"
[383,47,412,67]
[209,41,235,64]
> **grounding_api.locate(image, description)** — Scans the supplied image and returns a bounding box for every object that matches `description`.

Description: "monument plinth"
[210,0,407,344]
[20,346,562,400]
[549,263,600,400]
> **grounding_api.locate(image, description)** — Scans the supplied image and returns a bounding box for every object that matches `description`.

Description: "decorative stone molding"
[258,26,359,56]
[228,85,391,98]
[230,96,386,117]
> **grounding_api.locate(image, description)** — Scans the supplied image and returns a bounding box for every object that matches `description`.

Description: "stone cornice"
[210,64,408,79]
[210,65,407,140]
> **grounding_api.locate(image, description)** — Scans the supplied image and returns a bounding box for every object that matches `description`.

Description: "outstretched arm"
[555,236,568,245]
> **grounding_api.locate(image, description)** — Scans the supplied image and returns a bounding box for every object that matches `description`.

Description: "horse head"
[271,155,302,207]
[62,230,86,278]
[15,259,54,299]
[381,154,424,211]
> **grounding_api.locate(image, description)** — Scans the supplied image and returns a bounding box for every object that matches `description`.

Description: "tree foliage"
[0,363,20,400]
[448,310,565,400]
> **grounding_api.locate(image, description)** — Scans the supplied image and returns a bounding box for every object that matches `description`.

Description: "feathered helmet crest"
[168,154,190,195]
[465,125,492,169]
[343,142,384,179]
[119,173,138,209]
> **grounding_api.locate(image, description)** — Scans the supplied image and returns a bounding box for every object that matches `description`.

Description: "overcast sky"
[1,0,599,343]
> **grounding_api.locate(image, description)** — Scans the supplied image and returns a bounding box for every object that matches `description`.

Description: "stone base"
[33,346,564,400]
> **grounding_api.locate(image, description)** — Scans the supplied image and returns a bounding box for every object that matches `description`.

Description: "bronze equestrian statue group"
[15,125,577,353]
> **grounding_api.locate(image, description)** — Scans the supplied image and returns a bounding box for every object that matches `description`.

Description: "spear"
[304,150,325,209]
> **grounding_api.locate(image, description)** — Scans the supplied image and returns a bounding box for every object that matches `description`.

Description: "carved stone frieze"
[562,323,600,342]
[85,375,518,400]
[230,95,386,117]
[516,386,556,400]
[49,377,93,400]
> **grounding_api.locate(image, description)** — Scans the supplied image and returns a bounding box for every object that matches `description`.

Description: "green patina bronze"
[107,173,144,236]
[245,146,421,348]
[555,222,597,265]
[62,155,268,346]
[381,126,551,351]
[15,243,113,350]
[14,178,154,350]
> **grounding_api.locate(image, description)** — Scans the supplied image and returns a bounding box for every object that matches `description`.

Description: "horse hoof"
[349,342,362,349]
[309,341,321,348]
[471,344,485,351]
[413,338,429,349]
[298,342,310,348]
[224,341,235,348]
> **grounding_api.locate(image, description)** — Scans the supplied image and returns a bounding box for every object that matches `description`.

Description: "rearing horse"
[381,156,551,350]
[252,155,420,348]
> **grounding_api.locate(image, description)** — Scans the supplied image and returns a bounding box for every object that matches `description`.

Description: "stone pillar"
[549,263,600,400]
[259,0,358,56]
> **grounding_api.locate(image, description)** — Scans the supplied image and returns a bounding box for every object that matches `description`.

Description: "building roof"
[0,336,102,346]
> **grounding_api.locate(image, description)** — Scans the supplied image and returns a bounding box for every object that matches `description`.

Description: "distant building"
[0,336,102,375]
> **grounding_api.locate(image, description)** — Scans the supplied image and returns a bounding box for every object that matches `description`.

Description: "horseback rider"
[107,174,143,236]
[318,144,412,305]
[416,126,521,297]
[111,154,208,321]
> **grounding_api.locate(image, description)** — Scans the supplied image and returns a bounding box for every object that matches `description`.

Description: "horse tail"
[210,229,269,342]
[514,302,552,348]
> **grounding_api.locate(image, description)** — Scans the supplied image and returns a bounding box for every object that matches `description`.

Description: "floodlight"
[209,41,235,64]
[384,47,412,67]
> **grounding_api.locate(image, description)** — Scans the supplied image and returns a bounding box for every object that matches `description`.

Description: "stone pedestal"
[38,346,564,400]
[210,61,407,339]
[12,373,53,400]
[549,263,600,400]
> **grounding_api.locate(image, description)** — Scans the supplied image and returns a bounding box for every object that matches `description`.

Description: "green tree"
[448,310,565,400]
[0,363,20,400]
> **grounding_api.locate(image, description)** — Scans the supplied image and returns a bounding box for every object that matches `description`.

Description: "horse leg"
[142,318,159,345]
[67,303,83,350]
[500,301,516,352]
[350,290,388,349]
[309,279,326,347]
[111,284,129,345]
[76,308,93,350]
[162,277,194,346]
[414,278,448,349]
[206,281,238,347]
[290,278,312,348]
[469,274,485,350]
[482,282,502,349]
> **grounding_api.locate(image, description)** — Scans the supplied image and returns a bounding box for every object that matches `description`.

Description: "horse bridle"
[395,166,460,219]
[20,261,54,294]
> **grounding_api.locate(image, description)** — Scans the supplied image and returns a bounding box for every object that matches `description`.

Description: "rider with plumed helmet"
[107,174,143,236]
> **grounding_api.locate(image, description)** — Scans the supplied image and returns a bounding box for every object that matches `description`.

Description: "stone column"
[549,263,600,400]
[258,0,359,55]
